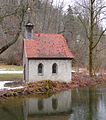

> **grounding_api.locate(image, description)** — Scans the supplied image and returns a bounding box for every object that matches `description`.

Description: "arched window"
[38,63,43,75]
[52,63,57,74]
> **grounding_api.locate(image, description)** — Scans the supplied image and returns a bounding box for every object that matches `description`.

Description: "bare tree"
[0,1,28,55]
[75,0,106,76]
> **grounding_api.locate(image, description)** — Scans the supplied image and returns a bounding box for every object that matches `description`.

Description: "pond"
[0,85,106,120]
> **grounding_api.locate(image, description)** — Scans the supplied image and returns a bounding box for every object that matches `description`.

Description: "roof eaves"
[27,57,73,60]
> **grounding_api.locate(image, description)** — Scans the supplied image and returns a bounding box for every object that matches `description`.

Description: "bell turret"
[25,8,34,39]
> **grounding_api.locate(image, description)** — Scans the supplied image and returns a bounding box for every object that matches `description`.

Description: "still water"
[0,85,106,120]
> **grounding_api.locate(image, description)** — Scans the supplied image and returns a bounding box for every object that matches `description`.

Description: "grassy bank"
[0,64,23,81]
[0,65,23,71]
[0,74,23,81]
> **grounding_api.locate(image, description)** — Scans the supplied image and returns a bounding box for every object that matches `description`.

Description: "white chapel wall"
[28,59,72,82]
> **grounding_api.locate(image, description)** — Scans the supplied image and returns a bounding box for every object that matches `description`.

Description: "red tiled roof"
[24,34,74,59]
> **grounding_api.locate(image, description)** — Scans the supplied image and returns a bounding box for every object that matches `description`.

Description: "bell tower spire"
[25,8,34,39]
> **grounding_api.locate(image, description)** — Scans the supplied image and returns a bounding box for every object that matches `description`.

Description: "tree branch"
[77,15,89,40]
[93,6,106,22]
[0,3,27,54]
[0,7,19,22]
[92,28,106,50]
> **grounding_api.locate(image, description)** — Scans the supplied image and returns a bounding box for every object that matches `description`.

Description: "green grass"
[0,74,23,81]
[0,65,23,81]
[0,65,23,71]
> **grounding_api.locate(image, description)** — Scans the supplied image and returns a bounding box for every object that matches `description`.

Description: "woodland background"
[0,0,106,75]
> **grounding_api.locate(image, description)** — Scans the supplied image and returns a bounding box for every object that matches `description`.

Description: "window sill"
[52,73,57,75]
[38,73,43,76]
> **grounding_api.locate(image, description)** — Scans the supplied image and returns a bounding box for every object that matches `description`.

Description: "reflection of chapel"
[24,91,72,117]
[23,15,74,83]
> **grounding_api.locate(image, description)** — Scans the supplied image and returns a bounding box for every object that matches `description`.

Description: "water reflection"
[24,90,72,120]
[1,86,106,120]
[96,87,106,120]
[71,87,100,120]
[0,100,24,120]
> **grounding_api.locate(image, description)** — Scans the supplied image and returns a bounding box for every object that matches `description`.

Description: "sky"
[52,0,75,11]
[52,0,106,28]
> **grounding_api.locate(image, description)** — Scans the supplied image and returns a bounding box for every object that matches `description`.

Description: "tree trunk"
[89,44,93,77]
[89,0,95,77]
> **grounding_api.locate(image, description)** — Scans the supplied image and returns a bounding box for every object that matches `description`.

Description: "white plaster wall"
[28,59,72,83]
